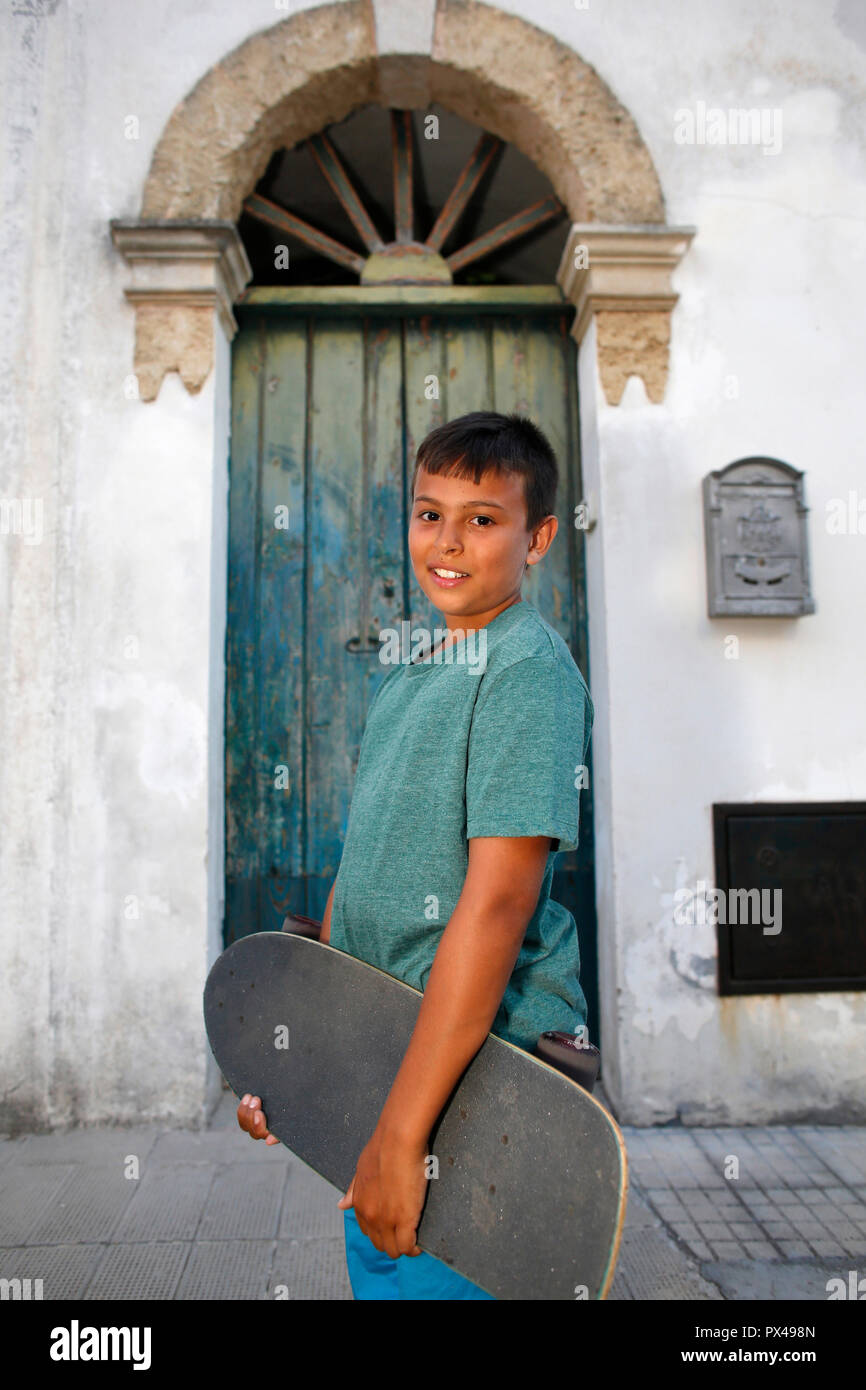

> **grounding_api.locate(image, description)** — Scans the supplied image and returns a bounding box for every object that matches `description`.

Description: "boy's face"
[409,462,557,628]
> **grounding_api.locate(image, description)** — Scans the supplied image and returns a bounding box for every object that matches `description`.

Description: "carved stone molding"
[112,6,673,402]
[139,1,663,225]
[556,224,695,405]
[109,221,252,402]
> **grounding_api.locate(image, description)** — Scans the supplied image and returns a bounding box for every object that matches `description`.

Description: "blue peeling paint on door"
[225,304,599,1041]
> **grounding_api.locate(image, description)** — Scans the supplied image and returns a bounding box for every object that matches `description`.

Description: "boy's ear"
[526,513,558,566]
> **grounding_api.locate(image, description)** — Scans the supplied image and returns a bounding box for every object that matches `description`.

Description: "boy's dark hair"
[411,411,558,533]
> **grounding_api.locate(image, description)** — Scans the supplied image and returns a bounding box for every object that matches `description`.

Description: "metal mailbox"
[703,457,815,617]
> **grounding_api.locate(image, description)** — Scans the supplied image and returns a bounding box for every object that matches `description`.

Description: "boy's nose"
[435,537,463,558]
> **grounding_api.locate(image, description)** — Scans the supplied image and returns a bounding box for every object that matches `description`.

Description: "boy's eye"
[415,510,494,526]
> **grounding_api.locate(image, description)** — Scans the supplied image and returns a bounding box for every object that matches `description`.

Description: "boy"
[239,410,594,1300]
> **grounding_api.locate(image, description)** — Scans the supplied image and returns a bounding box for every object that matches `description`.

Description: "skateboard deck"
[203,930,628,1300]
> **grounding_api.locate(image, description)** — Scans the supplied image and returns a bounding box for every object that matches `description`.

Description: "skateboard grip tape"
[278,920,600,1094]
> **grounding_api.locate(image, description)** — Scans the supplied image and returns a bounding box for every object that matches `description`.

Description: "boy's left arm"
[338,834,551,1259]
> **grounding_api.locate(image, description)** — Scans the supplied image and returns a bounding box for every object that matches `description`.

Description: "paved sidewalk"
[1,1084,864,1300]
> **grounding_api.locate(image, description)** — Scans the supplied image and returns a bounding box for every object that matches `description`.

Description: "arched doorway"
[224,103,601,1040]
[110,3,694,1105]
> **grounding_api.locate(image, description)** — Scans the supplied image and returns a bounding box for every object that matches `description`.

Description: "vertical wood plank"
[492,313,573,643]
[225,320,265,941]
[364,315,406,677]
[403,314,446,636]
[259,320,310,905]
[305,317,366,909]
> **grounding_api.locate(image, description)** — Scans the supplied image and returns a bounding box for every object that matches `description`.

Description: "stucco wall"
[566,0,866,1121]
[1,0,864,1129]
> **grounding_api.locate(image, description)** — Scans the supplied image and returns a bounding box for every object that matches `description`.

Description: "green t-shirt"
[328,597,594,1052]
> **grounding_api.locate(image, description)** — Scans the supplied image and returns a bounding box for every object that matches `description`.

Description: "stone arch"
[141,0,665,225]
[114,0,694,404]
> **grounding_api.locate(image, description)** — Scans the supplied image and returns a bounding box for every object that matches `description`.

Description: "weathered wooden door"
[225,289,599,1038]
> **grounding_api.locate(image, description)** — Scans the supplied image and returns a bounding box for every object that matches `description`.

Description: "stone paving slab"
[1,1127,163,1167]
[194,1162,288,1242]
[27,1166,140,1246]
[0,1243,104,1299]
[175,1240,275,1300]
[112,1163,216,1243]
[615,1103,866,1279]
[703,1258,857,1301]
[278,1162,346,1241]
[149,1128,281,1163]
[84,1241,192,1301]
[607,1190,724,1301]
[0,1164,79,1246]
[272,1237,353,1300]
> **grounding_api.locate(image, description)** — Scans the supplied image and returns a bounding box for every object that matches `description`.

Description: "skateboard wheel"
[534,1031,600,1092]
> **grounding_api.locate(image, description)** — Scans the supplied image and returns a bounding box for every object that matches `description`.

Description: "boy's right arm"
[319,878,335,944]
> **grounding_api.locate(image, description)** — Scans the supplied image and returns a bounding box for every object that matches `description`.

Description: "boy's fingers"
[383,1236,400,1260]
[396,1223,421,1257]
[255,1113,278,1144]
[238,1094,275,1144]
[237,1098,270,1141]
[237,1103,254,1133]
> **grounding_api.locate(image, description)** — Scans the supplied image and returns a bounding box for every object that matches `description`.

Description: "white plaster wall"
[0,0,240,1128]
[552,0,866,1121]
[1,0,864,1127]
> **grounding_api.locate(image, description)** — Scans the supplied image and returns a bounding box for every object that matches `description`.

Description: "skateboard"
[203,921,628,1300]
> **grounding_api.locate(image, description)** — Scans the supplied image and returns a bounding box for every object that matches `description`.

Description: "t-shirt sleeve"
[465,655,593,854]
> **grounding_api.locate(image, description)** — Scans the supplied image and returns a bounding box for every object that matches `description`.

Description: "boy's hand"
[337,1126,428,1259]
[236,1093,280,1145]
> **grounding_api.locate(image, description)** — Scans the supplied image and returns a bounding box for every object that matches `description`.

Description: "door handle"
[345,630,382,653]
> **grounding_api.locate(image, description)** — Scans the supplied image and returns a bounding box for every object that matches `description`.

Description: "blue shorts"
[343,1207,495,1300]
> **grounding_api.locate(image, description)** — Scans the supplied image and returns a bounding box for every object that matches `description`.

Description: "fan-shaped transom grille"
[243,110,565,287]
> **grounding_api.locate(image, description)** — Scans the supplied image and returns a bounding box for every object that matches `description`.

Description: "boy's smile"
[409,463,557,634]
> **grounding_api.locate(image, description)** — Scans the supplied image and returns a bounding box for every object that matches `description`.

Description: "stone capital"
[556,224,696,404]
[110,220,252,401]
